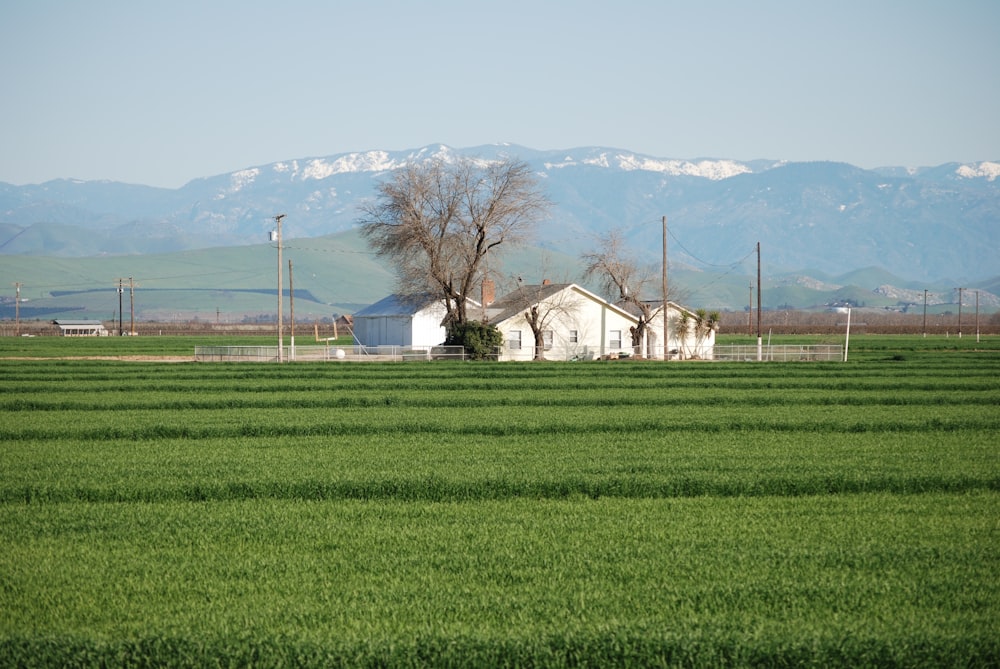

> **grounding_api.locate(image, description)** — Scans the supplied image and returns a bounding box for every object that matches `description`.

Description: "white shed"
[53,319,110,337]
[351,294,448,348]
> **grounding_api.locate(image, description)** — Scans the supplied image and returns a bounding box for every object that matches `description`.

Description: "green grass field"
[1,336,998,667]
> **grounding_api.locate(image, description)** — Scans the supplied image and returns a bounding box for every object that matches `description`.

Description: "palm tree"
[677,308,720,359]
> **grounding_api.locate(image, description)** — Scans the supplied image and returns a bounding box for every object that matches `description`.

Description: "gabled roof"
[626,300,697,318]
[53,319,105,326]
[353,293,442,318]
[354,293,482,318]
[487,283,637,325]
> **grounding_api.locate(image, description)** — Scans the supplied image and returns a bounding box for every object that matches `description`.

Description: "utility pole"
[957,287,963,338]
[13,282,22,336]
[288,259,295,361]
[843,308,852,362]
[272,214,285,362]
[922,289,928,337]
[756,242,762,362]
[837,310,864,363]
[976,290,980,343]
[117,278,124,336]
[661,215,668,360]
[129,277,135,336]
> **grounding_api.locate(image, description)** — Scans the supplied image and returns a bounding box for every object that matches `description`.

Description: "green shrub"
[444,320,502,360]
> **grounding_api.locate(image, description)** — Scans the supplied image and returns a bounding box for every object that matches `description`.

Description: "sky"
[1,0,998,188]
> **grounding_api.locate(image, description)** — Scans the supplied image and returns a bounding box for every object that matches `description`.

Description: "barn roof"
[353,293,441,318]
[355,292,483,318]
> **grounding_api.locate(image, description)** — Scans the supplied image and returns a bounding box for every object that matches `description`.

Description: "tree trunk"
[528,306,545,360]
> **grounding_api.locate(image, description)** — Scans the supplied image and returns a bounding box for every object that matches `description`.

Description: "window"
[543,330,554,351]
[609,330,622,348]
[508,330,522,350]
[569,330,578,343]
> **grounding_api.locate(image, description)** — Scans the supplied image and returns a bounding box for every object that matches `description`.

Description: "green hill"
[4,230,997,322]
[3,231,592,322]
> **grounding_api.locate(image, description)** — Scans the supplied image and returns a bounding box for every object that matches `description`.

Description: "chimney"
[481,279,495,307]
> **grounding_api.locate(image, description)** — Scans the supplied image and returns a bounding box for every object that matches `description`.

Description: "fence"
[712,344,844,362]
[194,345,467,363]
[194,344,844,363]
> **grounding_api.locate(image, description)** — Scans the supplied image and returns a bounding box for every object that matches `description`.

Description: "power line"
[282,243,376,255]
[666,225,754,270]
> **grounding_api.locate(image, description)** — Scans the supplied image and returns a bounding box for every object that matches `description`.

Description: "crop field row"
[2,494,997,666]
[4,429,996,506]
[1,341,998,667]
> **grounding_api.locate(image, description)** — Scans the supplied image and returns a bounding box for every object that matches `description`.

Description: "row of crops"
[1,340,998,666]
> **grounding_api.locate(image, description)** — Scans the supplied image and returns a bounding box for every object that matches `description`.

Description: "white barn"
[351,294,449,348]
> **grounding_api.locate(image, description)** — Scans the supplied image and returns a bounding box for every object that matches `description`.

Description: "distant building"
[351,294,450,348]
[485,282,636,361]
[353,283,716,360]
[53,319,110,337]
[334,314,353,334]
[486,282,716,361]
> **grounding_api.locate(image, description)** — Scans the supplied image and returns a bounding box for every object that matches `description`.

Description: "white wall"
[643,307,717,360]
[495,286,638,361]
[409,304,448,348]
[353,303,447,348]
[353,315,409,347]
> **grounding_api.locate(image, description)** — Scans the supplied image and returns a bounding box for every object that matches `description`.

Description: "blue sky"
[1,0,997,188]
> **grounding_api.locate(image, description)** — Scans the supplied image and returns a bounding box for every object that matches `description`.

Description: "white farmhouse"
[488,283,717,361]
[352,283,717,360]
[486,282,637,361]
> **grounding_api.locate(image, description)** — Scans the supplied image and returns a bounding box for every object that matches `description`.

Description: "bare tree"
[503,281,580,360]
[359,156,549,327]
[581,229,662,355]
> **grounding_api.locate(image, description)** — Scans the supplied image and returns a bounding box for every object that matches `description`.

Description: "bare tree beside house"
[505,280,581,360]
[358,156,549,327]
[581,229,663,357]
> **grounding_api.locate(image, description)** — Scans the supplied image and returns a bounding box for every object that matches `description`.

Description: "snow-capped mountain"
[1,144,997,283]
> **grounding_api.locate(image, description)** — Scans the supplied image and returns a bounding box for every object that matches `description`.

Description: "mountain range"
[1,145,998,320]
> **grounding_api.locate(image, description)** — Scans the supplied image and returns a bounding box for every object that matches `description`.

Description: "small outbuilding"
[53,319,110,337]
[351,294,449,348]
